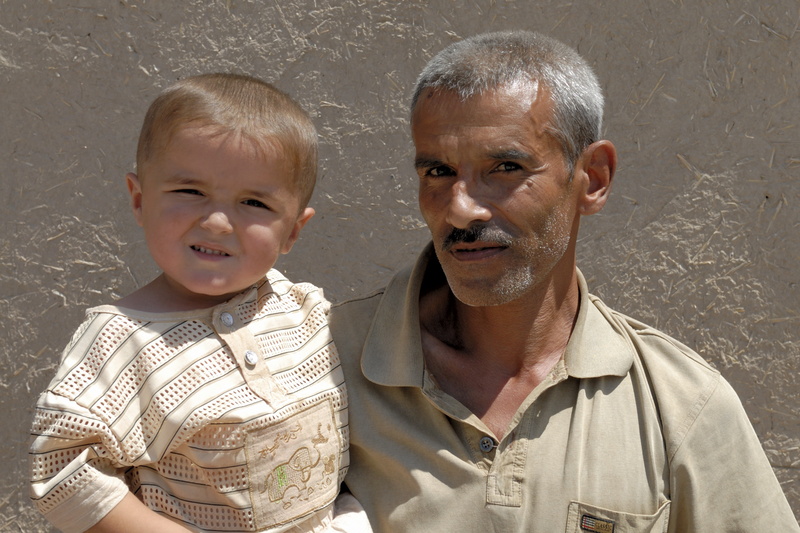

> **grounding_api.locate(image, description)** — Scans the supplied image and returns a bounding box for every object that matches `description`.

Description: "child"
[29,73,370,533]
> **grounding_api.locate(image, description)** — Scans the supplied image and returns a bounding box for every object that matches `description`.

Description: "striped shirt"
[30,270,349,533]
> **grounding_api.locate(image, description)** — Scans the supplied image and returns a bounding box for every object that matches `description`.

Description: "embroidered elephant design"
[264,446,318,502]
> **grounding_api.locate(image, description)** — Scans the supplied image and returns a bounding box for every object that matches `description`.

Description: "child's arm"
[30,387,191,531]
[86,492,191,533]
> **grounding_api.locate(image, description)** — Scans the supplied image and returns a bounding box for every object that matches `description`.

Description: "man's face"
[412,83,582,307]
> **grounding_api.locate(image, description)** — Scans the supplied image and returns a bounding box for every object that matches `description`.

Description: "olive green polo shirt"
[330,244,798,532]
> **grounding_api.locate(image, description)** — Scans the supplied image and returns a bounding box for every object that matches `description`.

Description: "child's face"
[127,126,314,308]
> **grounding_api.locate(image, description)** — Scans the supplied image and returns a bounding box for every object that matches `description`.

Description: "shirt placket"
[212,305,288,407]
[422,360,569,508]
[421,378,526,507]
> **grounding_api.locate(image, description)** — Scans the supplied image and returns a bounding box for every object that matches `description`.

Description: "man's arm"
[86,492,191,533]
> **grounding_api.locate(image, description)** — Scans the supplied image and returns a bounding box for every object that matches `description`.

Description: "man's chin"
[447,277,530,308]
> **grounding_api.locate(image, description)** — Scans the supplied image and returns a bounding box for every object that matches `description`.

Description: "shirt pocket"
[245,399,341,530]
[566,500,671,533]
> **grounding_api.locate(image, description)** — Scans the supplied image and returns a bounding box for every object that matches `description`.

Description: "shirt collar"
[564,270,633,378]
[361,243,633,387]
[361,245,431,387]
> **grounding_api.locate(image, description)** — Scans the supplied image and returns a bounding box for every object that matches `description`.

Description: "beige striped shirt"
[30,270,349,533]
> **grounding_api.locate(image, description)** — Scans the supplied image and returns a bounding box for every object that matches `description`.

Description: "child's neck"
[115,274,244,313]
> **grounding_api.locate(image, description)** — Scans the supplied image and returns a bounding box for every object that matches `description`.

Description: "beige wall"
[2,1,797,529]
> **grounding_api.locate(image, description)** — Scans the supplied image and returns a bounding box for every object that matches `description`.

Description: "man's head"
[411,32,615,307]
[136,73,318,208]
[411,30,604,174]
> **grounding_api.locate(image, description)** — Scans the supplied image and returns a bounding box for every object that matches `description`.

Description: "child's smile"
[191,244,231,257]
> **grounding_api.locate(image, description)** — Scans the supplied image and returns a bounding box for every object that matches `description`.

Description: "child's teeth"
[194,246,226,255]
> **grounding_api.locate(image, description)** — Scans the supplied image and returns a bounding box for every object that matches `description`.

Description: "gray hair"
[411,31,604,173]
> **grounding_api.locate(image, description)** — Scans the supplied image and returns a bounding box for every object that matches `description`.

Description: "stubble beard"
[437,210,573,308]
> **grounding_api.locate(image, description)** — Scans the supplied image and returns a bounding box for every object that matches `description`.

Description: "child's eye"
[174,188,203,196]
[243,199,269,209]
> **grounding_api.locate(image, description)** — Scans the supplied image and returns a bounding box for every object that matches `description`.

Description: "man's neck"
[419,262,580,439]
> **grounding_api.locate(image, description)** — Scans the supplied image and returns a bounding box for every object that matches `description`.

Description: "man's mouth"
[448,242,508,261]
[191,245,230,257]
[452,243,506,253]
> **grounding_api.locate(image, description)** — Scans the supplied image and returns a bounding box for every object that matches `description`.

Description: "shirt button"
[220,312,234,327]
[244,350,258,366]
[479,436,496,453]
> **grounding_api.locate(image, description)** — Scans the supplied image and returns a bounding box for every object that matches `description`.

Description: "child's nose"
[200,210,234,234]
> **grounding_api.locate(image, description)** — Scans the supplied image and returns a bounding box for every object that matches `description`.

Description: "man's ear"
[126,172,144,226]
[576,140,616,215]
[281,207,315,254]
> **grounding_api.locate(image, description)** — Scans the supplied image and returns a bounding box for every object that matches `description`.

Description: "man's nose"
[200,209,234,234]
[445,177,492,229]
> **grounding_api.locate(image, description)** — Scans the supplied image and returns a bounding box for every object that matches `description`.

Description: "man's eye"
[243,199,269,209]
[428,166,454,178]
[495,162,521,172]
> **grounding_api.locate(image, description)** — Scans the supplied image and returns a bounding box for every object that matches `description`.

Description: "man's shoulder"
[332,288,386,308]
[589,292,719,377]
[330,289,385,335]
[331,288,385,318]
[588,293,740,457]
[329,258,415,339]
[329,289,386,375]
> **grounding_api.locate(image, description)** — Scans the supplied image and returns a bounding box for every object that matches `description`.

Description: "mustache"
[441,224,515,251]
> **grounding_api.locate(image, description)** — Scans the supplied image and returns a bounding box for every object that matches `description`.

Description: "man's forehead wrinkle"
[412,81,557,170]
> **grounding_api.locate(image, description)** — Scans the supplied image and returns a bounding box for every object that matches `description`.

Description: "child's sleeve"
[29,389,130,533]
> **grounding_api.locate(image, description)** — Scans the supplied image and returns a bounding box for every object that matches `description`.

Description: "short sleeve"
[29,390,130,533]
[668,377,800,532]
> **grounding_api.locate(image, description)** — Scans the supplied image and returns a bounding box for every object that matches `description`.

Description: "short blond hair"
[136,73,318,207]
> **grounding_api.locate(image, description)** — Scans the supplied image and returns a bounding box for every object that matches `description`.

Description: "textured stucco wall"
[2,1,797,530]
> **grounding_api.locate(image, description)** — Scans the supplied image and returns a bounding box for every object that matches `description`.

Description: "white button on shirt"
[244,350,259,365]
[220,312,234,327]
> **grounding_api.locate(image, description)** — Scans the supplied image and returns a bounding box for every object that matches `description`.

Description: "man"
[330,31,798,532]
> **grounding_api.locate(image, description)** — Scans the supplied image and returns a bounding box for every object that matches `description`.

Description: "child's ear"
[281,207,315,254]
[126,173,144,226]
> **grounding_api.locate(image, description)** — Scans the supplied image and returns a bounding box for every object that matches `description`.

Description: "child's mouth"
[191,245,230,257]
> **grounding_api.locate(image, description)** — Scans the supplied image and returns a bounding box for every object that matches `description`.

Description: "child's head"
[136,73,318,208]
[125,73,318,310]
